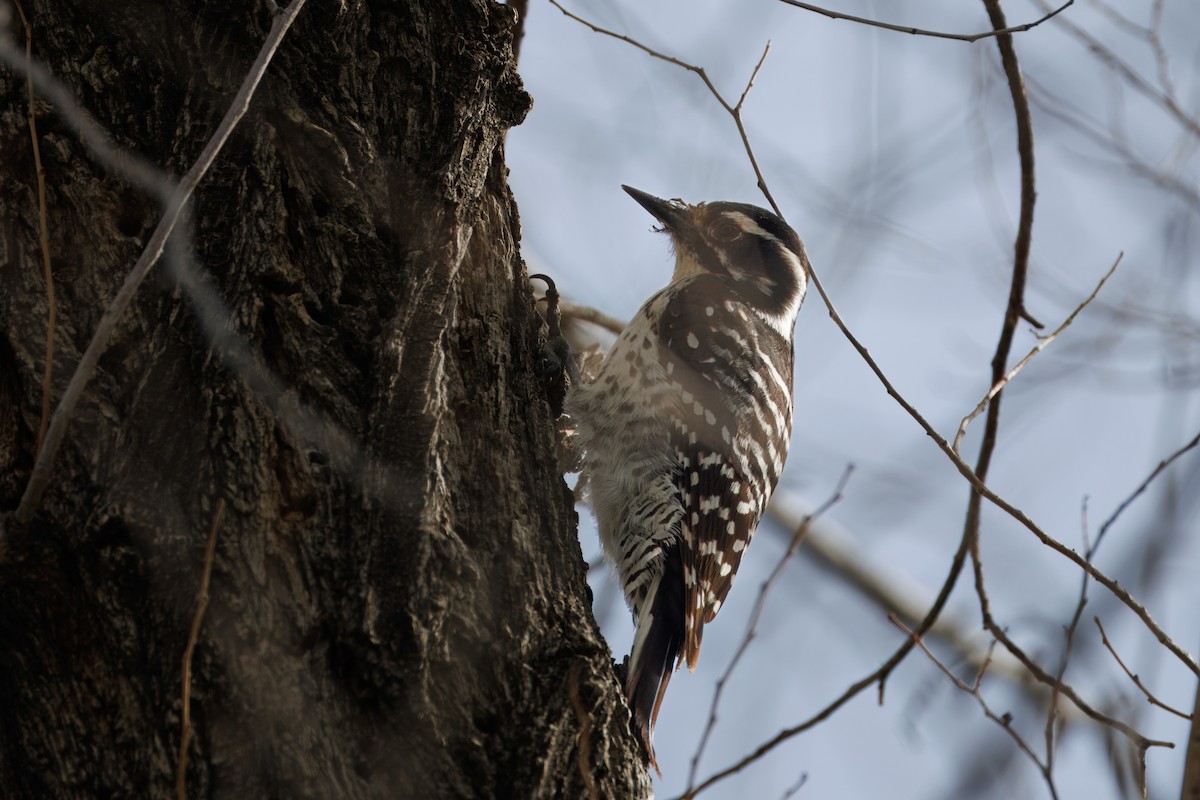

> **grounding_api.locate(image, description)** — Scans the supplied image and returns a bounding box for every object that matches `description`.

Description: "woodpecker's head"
[623,185,809,331]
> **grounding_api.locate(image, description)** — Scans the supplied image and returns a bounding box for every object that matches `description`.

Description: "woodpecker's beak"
[622,185,689,233]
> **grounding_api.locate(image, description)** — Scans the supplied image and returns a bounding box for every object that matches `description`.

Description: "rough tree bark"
[0,0,650,796]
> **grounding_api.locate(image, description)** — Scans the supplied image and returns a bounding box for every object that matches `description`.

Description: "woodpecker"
[567,186,809,770]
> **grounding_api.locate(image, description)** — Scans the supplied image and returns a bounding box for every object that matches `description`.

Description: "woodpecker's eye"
[713,220,741,242]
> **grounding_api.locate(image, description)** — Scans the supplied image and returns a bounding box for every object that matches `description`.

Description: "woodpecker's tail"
[626,543,686,776]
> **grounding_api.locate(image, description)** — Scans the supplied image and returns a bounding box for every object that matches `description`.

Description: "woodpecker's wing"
[659,274,793,670]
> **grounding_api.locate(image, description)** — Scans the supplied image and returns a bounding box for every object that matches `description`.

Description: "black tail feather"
[626,543,686,775]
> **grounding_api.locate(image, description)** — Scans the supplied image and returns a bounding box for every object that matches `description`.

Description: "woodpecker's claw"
[529,274,580,414]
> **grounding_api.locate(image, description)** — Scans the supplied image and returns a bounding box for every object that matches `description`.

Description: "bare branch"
[958,447,1198,675]
[779,772,808,799]
[11,0,308,524]
[548,0,782,216]
[1088,0,1147,38]
[892,618,1061,800]
[969,523,1173,796]
[1093,429,1200,557]
[769,495,1032,687]
[1044,500,1094,783]
[178,499,225,800]
[779,0,1073,43]
[1028,77,1200,213]
[954,253,1123,453]
[944,6,1045,767]
[1031,0,1200,140]
[1148,0,1174,102]
[736,40,771,113]
[1094,617,1193,722]
[676,525,979,799]
[11,0,57,456]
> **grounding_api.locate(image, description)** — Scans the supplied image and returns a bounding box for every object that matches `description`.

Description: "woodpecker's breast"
[567,290,683,549]
[567,275,797,606]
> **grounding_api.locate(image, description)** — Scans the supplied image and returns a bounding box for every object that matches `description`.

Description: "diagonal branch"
[779,0,1073,44]
[10,0,57,457]
[1092,429,1200,557]
[892,619,1062,800]
[1094,616,1193,722]
[1030,0,1200,140]
[954,253,1122,453]
[11,0,308,525]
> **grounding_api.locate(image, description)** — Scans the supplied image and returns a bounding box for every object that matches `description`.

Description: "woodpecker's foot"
[530,274,580,415]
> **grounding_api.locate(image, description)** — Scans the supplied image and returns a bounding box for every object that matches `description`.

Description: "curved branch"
[779,0,1073,44]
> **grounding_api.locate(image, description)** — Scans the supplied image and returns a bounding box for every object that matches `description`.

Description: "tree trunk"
[0,1,649,796]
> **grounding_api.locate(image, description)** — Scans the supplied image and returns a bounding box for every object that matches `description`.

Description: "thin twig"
[1031,0,1200,140]
[778,0,1073,43]
[982,0,1042,353]
[938,4,1044,768]
[1044,500,1094,783]
[1147,0,1174,103]
[675,522,976,800]
[686,466,853,791]
[548,0,781,216]
[951,438,1199,676]
[1092,429,1200,557]
[13,0,308,524]
[891,617,1061,800]
[1088,0,1146,37]
[970,522,1173,795]
[1094,617,1193,722]
[178,499,225,800]
[771,495,1030,687]
[960,19,1046,775]
[1028,76,1200,212]
[11,1,56,456]
[736,40,771,113]
[779,772,808,799]
[954,253,1122,453]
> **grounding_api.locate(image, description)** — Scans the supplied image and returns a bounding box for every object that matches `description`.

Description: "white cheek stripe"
[729,212,783,246]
